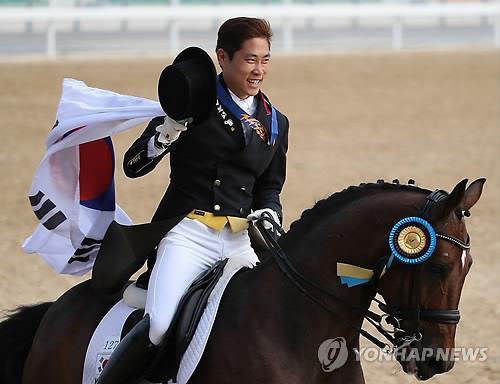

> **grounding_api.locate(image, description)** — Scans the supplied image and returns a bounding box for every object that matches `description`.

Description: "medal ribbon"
[216,75,278,145]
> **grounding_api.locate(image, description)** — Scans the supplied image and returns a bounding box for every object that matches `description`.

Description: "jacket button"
[240,186,246,191]
[214,204,221,212]
[214,179,221,187]
[239,208,244,215]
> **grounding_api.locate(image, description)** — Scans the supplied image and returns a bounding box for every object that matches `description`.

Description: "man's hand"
[247,208,281,230]
[155,116,189,144]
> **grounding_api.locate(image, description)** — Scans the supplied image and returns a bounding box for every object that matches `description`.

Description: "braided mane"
[279,180,431,250]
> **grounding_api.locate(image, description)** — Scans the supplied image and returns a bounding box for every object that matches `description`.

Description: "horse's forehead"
[434,208,468,236]
[434,214,470,267]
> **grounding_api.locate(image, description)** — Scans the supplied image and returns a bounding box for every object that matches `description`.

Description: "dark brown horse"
[1,179,485,384]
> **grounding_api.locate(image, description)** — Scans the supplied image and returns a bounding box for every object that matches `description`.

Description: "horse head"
[375,178,485,380]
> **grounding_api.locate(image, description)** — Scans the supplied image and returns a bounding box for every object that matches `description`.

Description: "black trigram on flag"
[68,237,102,264]
[29,190,67,230]
[29,190,102,265]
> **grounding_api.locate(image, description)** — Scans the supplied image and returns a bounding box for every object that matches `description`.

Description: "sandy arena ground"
[0,50,498,383]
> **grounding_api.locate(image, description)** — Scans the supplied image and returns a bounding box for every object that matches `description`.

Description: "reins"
[256,216,395,350]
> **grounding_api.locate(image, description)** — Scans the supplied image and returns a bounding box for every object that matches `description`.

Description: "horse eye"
[428,263,450,278]
[455,209,464,219]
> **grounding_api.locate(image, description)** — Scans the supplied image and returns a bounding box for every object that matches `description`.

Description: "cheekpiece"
[388,216,437,264]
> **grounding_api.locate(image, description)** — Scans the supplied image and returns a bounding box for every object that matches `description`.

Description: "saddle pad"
[82,256,253,384]
[82,300,136,384]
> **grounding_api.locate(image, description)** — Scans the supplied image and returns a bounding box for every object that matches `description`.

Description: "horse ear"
[436,179,468,219]
[462,178,486,211]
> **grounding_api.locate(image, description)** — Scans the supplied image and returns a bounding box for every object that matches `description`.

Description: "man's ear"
[216,48,226,69]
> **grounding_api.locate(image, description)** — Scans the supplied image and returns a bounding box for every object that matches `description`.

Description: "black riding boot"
[97,315,158,384]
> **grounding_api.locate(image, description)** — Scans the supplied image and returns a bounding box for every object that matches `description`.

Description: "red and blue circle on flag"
[79,137,115,211]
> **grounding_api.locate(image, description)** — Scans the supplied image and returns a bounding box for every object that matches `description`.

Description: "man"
[97,17,289,384]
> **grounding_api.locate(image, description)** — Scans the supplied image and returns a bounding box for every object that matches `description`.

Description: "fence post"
[282,0,293,52]
[392,16,403,50]
[47,22,57,57]
[47,0,57,57]
[169,20,180,55]
[283,19,293,52]
[495,7,500,48]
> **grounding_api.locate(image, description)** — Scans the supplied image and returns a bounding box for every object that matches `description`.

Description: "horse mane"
[279,180,431,250]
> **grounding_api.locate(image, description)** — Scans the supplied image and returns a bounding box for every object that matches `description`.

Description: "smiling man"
[216,25,270,99]
[96,17,289,384]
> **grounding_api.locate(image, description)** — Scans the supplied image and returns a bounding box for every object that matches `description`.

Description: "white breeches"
[145,217,258,345]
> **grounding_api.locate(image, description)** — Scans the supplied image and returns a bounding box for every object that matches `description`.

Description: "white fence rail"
[1,3,499,56]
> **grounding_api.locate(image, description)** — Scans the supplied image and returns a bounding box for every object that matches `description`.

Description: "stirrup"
[96,315,158,384]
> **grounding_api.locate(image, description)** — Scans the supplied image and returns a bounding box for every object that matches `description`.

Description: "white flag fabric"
[22,78,165,275]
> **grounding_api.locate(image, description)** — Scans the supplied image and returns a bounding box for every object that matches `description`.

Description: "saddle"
[121,258,232,383]
[92,220,270,293]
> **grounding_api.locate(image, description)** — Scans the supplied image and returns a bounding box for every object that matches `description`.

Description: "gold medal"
[241,114,268,142]
[397,226,427,255]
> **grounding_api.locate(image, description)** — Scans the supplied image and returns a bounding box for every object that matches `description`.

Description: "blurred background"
[0,0,499,56]
[1,1,499,383]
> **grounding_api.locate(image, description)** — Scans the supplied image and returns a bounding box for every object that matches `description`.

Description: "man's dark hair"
[216,17,273,59]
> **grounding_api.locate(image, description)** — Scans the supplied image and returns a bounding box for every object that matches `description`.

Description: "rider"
[97,17,289,384]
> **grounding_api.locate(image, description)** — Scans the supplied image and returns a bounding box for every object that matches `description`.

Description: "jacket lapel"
[251,94,272,144]
[215,99,245,145]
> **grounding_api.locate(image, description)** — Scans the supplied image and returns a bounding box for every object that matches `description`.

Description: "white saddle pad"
[83,257,253,384]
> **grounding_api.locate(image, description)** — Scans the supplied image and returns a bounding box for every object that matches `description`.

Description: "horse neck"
[272,190,428,339]
[285,190,427,276]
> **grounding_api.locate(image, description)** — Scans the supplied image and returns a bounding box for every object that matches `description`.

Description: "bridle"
[256,189,471,353]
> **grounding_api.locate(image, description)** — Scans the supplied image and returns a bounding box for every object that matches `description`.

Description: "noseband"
[256,189,471,352]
